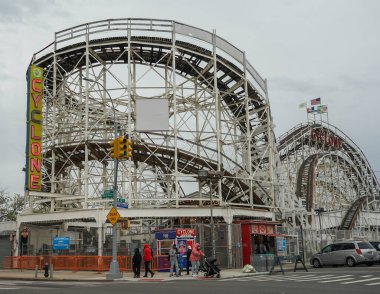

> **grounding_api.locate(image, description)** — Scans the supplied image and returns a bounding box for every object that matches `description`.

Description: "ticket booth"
[240,221,280,265]
[155,228,196,271]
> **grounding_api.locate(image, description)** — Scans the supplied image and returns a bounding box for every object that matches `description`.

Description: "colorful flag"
[317,105,328,113]
[307,107,316,113]
[310,97,321,105]
[298,102,307,109]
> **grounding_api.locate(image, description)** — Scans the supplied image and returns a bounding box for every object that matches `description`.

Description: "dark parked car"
[369,241,380,263]
[310,241,377,268]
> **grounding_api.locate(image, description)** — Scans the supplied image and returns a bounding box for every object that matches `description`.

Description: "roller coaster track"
[36,36,268,154]
[34,28,274,207]
[43,141,265,206]
[278,122,379,198]
[278,122,379,228]
[296,154,320,211]
[340,196,368,230]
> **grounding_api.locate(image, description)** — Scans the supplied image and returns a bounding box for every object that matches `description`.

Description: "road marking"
[342,277,380,284]
[294,275,336,281]
[319,276,354,283]
[361,275,373,278]
[365,281,380,286]
[0,288,20,290]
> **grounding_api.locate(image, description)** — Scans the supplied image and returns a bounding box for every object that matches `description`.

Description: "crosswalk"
[219,273,380,286]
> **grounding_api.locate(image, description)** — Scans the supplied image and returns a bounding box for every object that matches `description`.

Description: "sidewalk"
[0,268,269,282]
[0,262,308,282]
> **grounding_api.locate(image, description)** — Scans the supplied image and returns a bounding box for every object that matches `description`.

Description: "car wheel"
[346,257,356,267]
[312,259,321,268]
[366,262,374,266]
[216,273,221,278]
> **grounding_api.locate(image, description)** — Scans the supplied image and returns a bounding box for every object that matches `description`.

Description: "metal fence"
[8,223,243,270]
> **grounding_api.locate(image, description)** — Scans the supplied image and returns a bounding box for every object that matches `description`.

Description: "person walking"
[143,244,154,278]
[189,243,204,277]
[132,248,142,278]
[186,245,192,275]
[169,244,179,277]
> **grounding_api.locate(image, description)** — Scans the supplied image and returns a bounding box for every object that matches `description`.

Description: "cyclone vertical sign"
[25,65,43,191]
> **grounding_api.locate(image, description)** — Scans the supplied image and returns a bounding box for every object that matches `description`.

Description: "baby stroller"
[203,257,221,278]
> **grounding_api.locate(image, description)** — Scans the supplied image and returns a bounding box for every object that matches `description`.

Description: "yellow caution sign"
[107,207,120,226]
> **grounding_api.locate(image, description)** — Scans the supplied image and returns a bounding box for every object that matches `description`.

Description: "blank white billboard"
[135,98,169,131]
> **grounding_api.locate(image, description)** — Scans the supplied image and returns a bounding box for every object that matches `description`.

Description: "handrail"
[33,18,266,94]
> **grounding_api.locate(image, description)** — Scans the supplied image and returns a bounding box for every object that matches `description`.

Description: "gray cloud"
[0,0,69,25]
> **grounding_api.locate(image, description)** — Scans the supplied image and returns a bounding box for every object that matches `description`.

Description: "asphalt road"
[1,265,380,294]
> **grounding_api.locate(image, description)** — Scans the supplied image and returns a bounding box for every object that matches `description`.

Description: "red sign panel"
[252,224,275,235]
[176,228,196,237]
[310,128,342,150]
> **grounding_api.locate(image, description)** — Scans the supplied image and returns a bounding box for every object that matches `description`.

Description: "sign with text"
[25,65,43,191]
[107,207,120,225]
[53,237,70,250]
[252,224,275,236]
[155,230,176,240]
[310,128,342,150]
[176,228,196,238]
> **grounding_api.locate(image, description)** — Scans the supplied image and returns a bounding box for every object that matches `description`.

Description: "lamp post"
[315,207,325,250]
[198,170,224,258]
[83,77,122,279]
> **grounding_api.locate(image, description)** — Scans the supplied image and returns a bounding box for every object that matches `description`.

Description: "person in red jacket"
[189,243,204,277]
[143,244,154,277]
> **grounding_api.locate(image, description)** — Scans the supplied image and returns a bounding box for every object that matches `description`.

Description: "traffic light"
[110,136,133,160]
[126,138,133,158]
[110,138,119,159]
[119,137,133,159]
[117,136,126,159]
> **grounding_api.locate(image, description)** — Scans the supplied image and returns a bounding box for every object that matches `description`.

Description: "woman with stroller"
[132,248,142,278]
[189,243,204,277]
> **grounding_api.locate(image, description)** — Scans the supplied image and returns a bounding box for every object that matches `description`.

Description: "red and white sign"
[176,228,196,238]
[252,224,275,236]
[310,129,342,150]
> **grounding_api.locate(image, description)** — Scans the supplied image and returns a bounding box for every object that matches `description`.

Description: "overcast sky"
[0,0,379,195]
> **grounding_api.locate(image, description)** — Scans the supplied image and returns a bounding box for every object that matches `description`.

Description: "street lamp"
[197,170,224,258]
[83,77,122,279]
[315,207,325,250]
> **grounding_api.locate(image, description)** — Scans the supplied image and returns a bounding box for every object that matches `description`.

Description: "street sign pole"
[106,150,122,280]
[84,77,122,280]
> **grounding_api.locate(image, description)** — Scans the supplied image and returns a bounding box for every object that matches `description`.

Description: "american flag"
[310,97,321,105]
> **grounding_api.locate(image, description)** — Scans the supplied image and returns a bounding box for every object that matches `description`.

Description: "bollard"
[35,265,38,279]
[50,263,54,279]
[43,262,49,278]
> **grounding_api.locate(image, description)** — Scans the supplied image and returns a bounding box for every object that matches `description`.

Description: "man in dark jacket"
[186,245,192,275]
[132,248,142,278]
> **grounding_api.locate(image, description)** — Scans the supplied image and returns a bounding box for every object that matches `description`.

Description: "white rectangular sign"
[136,98,169,131]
